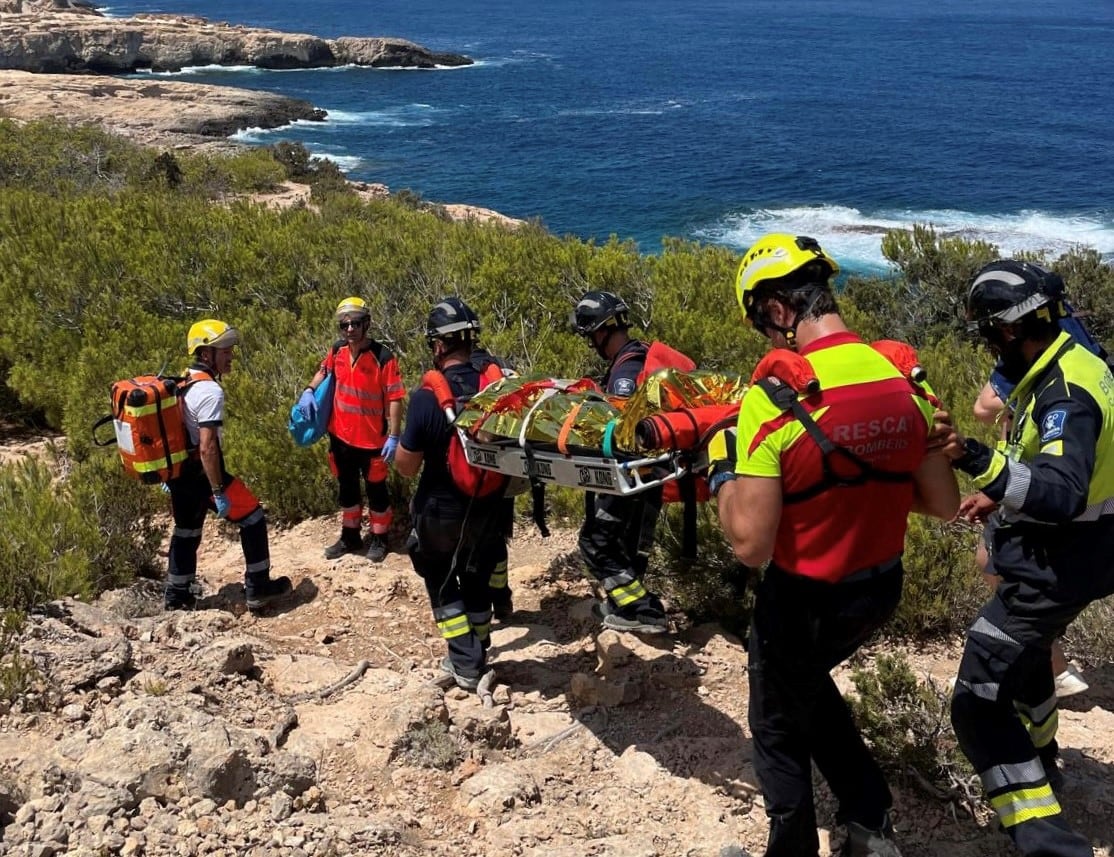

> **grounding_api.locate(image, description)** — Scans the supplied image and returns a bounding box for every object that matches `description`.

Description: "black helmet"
[966,260,1064,333]
[426,296,481,341]
[571,290,630,336]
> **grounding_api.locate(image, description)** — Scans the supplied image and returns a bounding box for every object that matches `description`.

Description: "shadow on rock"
[209,576,318,617]
[489,589,758,802]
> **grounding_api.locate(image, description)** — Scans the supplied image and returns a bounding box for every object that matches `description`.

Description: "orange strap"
[420,369,455,413]
[556,402,584,455]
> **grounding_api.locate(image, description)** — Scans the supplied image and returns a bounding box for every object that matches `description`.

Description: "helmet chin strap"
[592,326,618,360]
[755,288,824,351]
[194,351,220,379]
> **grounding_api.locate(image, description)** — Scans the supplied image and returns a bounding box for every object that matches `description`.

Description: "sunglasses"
[338,318,366,330]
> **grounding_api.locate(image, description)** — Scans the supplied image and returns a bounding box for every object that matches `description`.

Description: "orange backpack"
[93,373,207,484]
[610,341,697,385]
[420,361,509,499]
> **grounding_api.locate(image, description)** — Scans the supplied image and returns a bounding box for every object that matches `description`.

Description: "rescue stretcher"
[456,377,742,497]
[460,434,697,496]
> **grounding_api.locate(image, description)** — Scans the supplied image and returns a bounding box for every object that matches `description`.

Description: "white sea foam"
[314,153,362,172]
[138,64,260,76]
[477,51,557,68]
[229,127,279,143]
[323,104,437,127]
[696,205,1114,273]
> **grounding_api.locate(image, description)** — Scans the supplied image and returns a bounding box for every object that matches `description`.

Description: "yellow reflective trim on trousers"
[124,398,179,418]
[1019,709,1059,749]
[489,564,509,588]
[133,449,188,473]
[990,785,1061,828]
[609,580,648,607]
[473,621,491,641]
[436,615,471,639]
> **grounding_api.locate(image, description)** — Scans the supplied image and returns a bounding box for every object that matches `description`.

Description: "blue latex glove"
[382,434,400,462]
[213,492,231,519]
[297,388,317,422]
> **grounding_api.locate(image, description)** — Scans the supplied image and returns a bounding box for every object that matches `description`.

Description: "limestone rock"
[456,764,541,816]
[0,6,472,74]
[0,69,324,145]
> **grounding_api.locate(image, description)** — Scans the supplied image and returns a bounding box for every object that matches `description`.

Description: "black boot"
[324,527,363,560]
[245,574,292,612]
[365,533,387,563]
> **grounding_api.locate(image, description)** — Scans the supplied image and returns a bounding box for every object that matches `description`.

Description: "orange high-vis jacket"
[323,340,405,450]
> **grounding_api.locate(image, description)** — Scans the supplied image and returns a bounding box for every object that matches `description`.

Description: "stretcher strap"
[602,419,618,458]
[556,402,584,456]
[519,389,558,538]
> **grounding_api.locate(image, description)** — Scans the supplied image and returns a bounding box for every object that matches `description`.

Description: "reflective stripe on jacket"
[324,340,404,450]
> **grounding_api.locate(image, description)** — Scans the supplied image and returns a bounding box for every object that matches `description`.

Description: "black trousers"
[950,518,1114,857]
[478,498,514,607]
[329,435,390,514]
[748,563,902,857]
[166,460,269,594]
[408,496,501,677]
[577,488,662,612]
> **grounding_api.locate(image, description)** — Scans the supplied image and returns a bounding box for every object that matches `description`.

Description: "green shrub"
[1,118,1111,653]
[393,719,458,770]
[0,610,36,706]
[849,653,974,793]
[1064,598,1114,669]
[0,453,162,611]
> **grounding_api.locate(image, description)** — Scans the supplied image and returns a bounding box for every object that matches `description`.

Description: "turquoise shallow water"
[110,0,1114,270]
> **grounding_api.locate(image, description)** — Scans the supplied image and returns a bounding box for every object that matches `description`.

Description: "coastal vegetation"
[3,117,1114,668]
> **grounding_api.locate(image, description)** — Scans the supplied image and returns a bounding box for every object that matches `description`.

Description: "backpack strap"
[755,376,912,505]
[368,339,395,368]
[420,369,456,419]
[870,340,940,407]
[604,341,649,389]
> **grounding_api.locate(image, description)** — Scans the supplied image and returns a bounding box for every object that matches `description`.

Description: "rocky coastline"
[0,0,471,145]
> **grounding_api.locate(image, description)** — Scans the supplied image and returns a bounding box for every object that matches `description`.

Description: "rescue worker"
[571,290,669,635]
[394,298,509,691]
[165,319,292,612]
[945,260,1114,857]
[300,297,405,562]
[470,345,516,623]
[708,235,959,857]
[970,276,1108,700]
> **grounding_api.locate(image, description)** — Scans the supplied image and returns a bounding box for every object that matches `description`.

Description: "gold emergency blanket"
[455,370,748,455]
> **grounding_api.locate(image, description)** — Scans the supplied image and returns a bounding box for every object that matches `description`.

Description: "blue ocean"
[105,0,1114,272]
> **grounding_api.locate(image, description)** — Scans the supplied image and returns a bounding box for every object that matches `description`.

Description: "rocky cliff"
[0,69,324,144]
[0,1,472,73]
[0,0,472,148]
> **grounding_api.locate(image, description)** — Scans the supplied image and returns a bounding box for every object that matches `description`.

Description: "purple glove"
[297,388,317,421]
[213,492,231,519]
[382,434,399,463]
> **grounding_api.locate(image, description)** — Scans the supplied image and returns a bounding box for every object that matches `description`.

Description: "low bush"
[849,653,976,800]
[1,120,1111,653]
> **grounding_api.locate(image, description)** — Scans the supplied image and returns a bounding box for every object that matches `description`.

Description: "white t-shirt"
[181,371,224,447]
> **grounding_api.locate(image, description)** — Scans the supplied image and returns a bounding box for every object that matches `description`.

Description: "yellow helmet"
[735,234,839,323]
[335,296,370,320]
[187,319,240,356]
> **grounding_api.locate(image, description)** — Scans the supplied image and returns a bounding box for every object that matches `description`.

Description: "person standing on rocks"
[945,261,1114,857]
[393,297,509,691]
[165,319,292,613]
[571,290,670,635]
[707,235,959,857]
[299,297,405,563]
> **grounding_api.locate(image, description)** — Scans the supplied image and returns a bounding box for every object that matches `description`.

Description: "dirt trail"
[170,516,1113,856]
